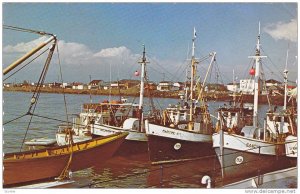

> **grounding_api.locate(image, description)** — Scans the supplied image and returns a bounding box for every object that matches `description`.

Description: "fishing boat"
[56,99,138,146]
[266,108,297,166]
[90,45,159,156]
[268,67,297,165]
[145,28,216,164]
[56,45,159,156]
[212,23,297,179]
[215,71,254,134]
[2,26,128,187]
[3,132,128,187]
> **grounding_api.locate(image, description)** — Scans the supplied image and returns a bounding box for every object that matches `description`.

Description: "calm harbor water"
[3,91,277,188]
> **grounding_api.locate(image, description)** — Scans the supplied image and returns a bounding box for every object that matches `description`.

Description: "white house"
[3,83,11,88]
[72,82,84,90]
[157,81,174,91]
[62,82,69,88]
[240,79,254,94]
[226,83,239,92]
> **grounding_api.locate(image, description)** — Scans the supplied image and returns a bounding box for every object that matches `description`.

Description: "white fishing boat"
[56,100,137,146]
[145,28,216,164]
[57,45,159,156]
[212,22,297,179]
[91,45,161,156]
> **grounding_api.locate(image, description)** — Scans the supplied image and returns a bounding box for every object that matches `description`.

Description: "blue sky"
[2,3,298,84]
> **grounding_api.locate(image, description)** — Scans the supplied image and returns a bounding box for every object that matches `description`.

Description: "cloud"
[94,46,130,58]
[264,19,297,42]
[3,36,49,53]
[2,37,188,82]
[2,37,146,81]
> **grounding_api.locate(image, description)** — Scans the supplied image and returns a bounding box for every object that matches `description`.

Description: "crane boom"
[3,35,56,75]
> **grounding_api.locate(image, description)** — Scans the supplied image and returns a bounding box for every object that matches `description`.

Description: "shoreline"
[3,86,296,107]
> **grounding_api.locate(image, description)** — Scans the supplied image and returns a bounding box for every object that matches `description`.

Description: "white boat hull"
[146,123,212,142]
[212,132,294,179]
[92,124,147,141]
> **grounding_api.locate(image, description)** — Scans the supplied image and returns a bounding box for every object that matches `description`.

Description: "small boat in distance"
[3,132,128,187]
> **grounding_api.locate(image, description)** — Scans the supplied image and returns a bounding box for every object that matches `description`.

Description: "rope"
[3,25,54,36]
[19,40,56,152]
[3,113,28,125]
[56,141,74,180]
[54,40,75,180]
[56,40,71,127]
[3,48,50,82]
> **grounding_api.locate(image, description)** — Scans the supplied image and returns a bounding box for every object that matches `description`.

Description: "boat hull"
[92,124,148,156]
[3,133,127,187]
[92,124,147,141]
[285,135,298,166]
[146,123,214,164]
[212,133,296,179]
[214,147,294,180]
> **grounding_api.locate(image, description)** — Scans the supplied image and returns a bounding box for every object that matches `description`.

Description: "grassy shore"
[3,86,295,107]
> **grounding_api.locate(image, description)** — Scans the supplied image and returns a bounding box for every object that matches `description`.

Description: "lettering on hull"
[162,129,181,136]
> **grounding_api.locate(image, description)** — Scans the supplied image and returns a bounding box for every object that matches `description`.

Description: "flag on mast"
[193,27,197,39]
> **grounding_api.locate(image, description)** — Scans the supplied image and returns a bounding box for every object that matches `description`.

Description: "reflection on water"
[71,154,220,188]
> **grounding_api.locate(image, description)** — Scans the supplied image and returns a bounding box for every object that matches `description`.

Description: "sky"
[2,2,298,84]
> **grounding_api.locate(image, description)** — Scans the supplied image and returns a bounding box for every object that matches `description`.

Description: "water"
[2,91,276,188]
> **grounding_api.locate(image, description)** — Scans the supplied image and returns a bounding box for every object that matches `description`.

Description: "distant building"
[205,83,227,92]
[226,82,239,92]
[110,82,126,90]
[266,79,281,87]
[72,82,84,90]
[88,80,103,89]
[157,81,174,91]
[62,82,69,88]
[48,82,62,88]
[102,82,110,90]
[119,79,140,89]
[3,83,11,88]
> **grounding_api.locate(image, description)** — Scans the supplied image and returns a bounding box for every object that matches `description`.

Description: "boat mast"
[283,49,289,110]
[248,22,267,127]
[189,27,199,130]
[233,69,236,107]
[138,45,148,132]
